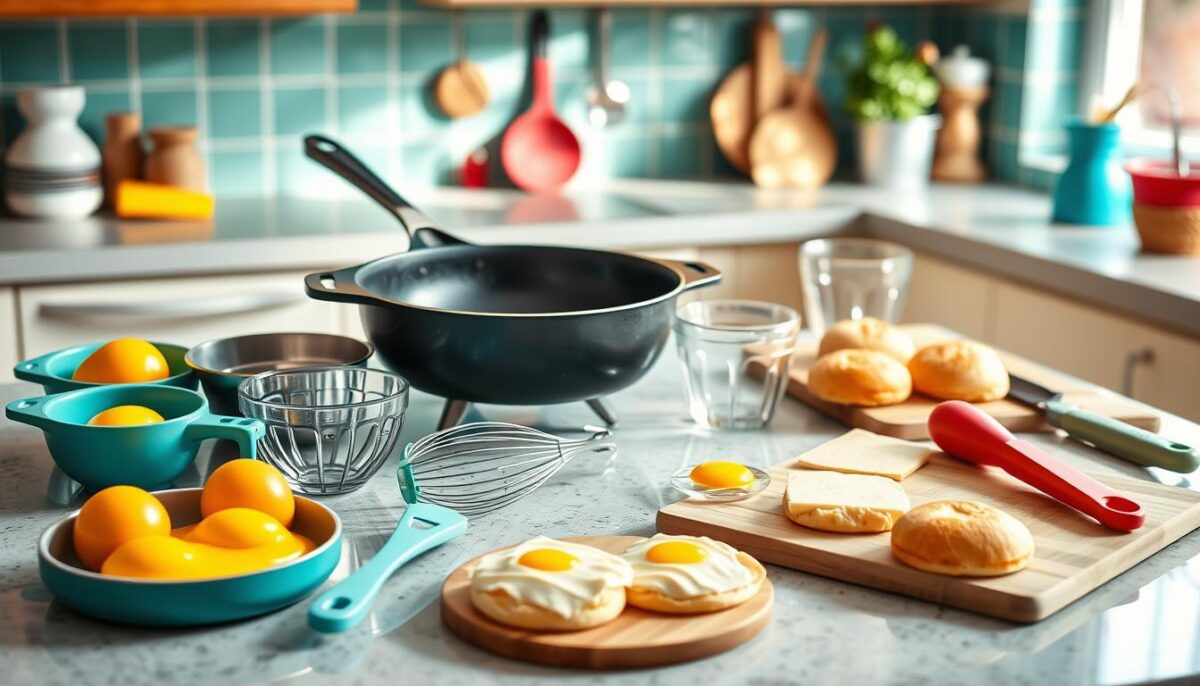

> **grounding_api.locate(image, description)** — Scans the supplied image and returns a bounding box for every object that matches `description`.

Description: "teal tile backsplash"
[0,1,1086,196]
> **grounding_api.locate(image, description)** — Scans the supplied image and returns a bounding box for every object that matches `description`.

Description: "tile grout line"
[259,17,277,195]
[57,20,70,84]
[325,13,339,138]
[127,19,142,115]
[647,8,662,179]
[195,19,212,168]
[386,0,402,184]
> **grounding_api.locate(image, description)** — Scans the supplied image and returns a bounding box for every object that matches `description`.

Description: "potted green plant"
[843,26,941,189]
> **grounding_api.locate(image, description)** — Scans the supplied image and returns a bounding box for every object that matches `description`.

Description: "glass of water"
[798,238,914,336]
[674,300,801,430]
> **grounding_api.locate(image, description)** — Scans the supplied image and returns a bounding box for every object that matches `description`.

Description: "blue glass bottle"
[1051,120,1132,226]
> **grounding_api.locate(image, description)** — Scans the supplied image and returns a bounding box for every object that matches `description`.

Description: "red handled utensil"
[500,11,581,194]
[928,400,1146,532]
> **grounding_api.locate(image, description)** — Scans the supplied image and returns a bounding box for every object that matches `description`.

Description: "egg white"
[622,534,757,599]
[468,537,633,619]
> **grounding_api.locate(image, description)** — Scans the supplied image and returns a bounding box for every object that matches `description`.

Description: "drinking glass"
[798,238,914,335]
[674,300,800,430]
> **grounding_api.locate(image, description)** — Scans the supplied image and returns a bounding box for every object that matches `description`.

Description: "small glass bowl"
[669,464,771,502]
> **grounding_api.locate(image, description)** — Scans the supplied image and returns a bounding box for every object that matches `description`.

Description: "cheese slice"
[783,470,910,533]
[793,428,933,481]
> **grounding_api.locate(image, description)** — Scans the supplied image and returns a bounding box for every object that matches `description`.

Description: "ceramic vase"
[1051,120,1131,226]
[146,126,206,192]
[4,85,103,219]
[856,114,941,190]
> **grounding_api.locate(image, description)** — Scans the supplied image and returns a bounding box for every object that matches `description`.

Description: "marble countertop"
[1,181,1198,338]
[3,357,1200,686]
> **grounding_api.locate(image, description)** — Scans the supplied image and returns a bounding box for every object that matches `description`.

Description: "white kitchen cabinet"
[993,281,1200,420]
[901,253,995,342]
[0,287,17,383]
[18,271,344,357]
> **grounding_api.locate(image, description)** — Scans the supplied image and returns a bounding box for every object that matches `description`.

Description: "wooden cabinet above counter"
[0,0,355,19]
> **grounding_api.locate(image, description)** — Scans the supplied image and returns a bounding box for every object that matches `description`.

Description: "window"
[1086,0,1200,154]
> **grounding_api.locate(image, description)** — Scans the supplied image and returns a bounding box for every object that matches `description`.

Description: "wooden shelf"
[422,0,983,6]
[0,0,355,18]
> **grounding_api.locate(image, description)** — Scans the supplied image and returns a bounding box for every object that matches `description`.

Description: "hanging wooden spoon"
[749,29,836,189]
[435,12,490,119]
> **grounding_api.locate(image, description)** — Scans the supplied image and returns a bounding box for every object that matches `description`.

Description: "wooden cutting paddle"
[711,11,788,173]
[501,11,581,194]
[749,29,836,189]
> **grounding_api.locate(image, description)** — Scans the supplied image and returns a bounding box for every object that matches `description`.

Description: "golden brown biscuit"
[470,585,627,631]
[626,552,766,615]
[808,349,912,406]
[908,340,1009,402]
[818,318,916,363]
[891,500,1034,577]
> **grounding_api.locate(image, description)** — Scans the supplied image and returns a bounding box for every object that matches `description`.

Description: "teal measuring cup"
[14,341,197,395]
[6,384,264,491]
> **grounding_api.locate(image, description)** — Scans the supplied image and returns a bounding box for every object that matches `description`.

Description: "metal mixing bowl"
[238,367,409,495]
[186,333,373,415]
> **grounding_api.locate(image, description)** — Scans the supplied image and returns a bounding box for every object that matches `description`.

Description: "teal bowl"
[38,488,342,626]
[14,341,197,395]
[5,385,264,491]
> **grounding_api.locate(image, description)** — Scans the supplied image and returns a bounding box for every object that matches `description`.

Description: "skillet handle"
[649,257,723,292]
[304,268,377,306]
[303,135,468,250]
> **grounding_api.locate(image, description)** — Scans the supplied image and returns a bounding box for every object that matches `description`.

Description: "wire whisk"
[398,422,616,517]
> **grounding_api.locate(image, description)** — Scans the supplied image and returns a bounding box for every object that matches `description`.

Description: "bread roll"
[808,349,912,406]
[908,340,1009,402]
[626,552,766,615]
[818,318,916,363]
[470,585,627,631]
[891,500,1034,577]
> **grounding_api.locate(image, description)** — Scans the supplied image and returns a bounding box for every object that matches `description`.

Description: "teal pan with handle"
[38,488,342,626]
[6,384,263,491]
[14,341,197,394]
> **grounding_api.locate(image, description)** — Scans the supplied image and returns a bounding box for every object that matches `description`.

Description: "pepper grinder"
[931,46,989,183]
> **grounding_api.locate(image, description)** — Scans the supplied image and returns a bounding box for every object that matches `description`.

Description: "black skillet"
[302,135,722,427]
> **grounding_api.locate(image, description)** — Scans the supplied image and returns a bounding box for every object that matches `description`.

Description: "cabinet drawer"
[902,254,994,342]
[993,281,1200,421]
[0,287,17,383]
[19,272,343,356]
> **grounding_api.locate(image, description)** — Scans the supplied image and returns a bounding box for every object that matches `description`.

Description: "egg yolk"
[72,338,169,384]
[690,461,755,490]
[646,541,709,565]
[88,405,165,426]
[73,485,171,571]
[101,526,314,581]
[200,459,295,529]
[518,548,579,572]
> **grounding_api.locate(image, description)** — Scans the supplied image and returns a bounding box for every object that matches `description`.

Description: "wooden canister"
[146,125,205,191]
[102,112,144,206]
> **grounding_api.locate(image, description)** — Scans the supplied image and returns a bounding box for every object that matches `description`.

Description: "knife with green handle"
[1008,375,1199,473]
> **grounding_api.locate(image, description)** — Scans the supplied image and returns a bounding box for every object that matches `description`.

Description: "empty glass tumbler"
[798,238,914,336]
[674,300,801,430]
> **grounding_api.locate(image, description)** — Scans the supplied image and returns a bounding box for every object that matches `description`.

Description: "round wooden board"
[440,535,774,670]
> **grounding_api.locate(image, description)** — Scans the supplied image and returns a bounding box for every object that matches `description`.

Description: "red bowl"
[1126,158,1200,207]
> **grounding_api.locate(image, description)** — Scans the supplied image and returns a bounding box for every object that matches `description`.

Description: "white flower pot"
[856,114,941,190]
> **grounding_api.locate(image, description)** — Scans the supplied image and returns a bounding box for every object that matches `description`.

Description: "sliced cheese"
[793,428,933,481]
[783,470,910,533]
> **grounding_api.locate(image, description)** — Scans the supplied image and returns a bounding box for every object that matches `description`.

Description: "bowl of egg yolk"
[14,338,197,395]
[6,384,264,491]
[38,460,342,626]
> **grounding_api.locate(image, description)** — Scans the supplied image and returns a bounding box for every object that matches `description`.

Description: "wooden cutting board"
[658,439,1200,623]
[780,324,1160,439]
[441,536,774,669]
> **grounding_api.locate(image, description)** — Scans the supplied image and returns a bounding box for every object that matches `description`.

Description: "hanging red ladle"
[928,400,1146,532]
[500,10,581,194]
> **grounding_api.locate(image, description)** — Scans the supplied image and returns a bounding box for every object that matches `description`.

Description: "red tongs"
[928,401,1146,532]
